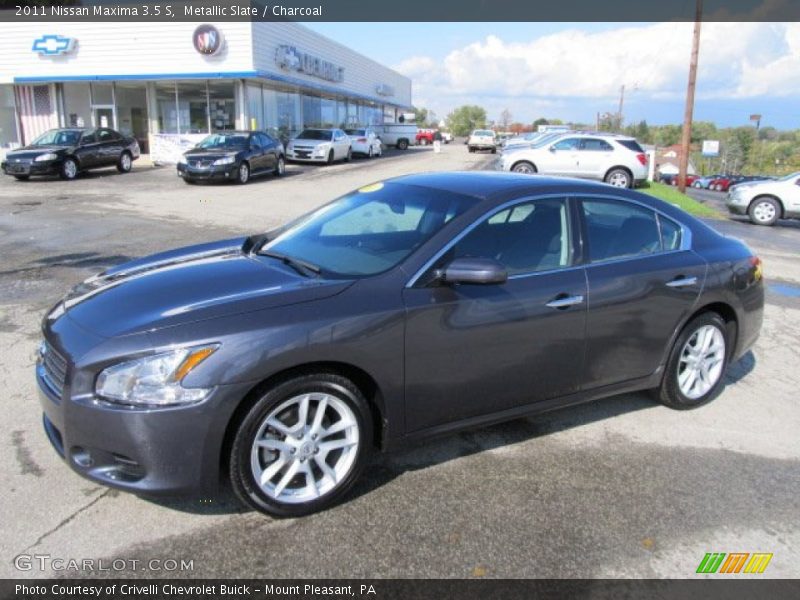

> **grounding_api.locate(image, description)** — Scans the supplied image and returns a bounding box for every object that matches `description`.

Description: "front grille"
[41,341,68,398]
[190,160,212,168]
[295,150,312,158]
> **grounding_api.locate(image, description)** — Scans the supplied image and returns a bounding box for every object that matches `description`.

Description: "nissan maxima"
[36,173,763,516]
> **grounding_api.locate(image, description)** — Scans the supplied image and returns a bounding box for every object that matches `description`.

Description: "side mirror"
[439,257,507,285]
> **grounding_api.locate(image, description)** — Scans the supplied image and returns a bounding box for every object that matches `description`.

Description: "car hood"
[52,236,353,338]
[6,145,70,159]
[291,139,331,147]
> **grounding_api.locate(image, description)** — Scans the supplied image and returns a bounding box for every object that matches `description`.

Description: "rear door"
[96,129,123,166]
[257,133,278,171]
[577,138,614,178]
[578,196,707,389]
[74,130,100,168]
[247,134,267,173]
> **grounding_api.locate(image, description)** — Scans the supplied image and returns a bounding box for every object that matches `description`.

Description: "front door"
[578,196,707,389]
[540,137,581,176]
[403,197,587,433]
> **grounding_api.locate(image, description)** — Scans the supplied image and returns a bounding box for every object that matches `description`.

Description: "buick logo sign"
[193,24,223,56]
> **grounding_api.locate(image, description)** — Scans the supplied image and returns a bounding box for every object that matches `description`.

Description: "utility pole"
[678,0,703,193]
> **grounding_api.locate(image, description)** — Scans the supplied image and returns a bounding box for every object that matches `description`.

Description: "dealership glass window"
[336,100,348,129]
[62,83,92,129]
[320,97,336,128]
[113,83,148,141]
[177,82,209,134]
[347,101,359,128]
[302,95,322,128]
[383,105,395,123]
[276,91,300,140]
[0,85,19,149]
[246,84,263,130]
[207,81,236,132]
[90,83,114,105]
[155,82,178,134]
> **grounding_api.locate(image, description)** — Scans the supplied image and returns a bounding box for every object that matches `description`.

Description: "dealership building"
[0,21,412,162]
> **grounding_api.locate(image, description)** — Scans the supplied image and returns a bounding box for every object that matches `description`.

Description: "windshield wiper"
[260,250,321,277]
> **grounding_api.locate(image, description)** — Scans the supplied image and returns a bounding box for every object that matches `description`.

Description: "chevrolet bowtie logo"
[32,35,77,56]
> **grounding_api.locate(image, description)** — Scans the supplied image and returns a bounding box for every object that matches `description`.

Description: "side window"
[581,199,662,262]
[580,138,613,151]
[551,138,580,151]
[448,198,570,275]
[81,132,97,144]
[259,133,275,147]
[659,215,682,251]
[250,135,262,149]
[97,129,113,142]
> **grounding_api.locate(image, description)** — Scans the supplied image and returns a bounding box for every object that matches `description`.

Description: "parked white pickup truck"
[377,124,418,150]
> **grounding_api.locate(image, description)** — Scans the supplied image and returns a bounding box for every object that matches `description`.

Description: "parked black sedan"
[1,127,139,180]
[36,173,763,517]
[177,131,285,184]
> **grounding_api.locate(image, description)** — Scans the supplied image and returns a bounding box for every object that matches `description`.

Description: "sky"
[305,22,799,130]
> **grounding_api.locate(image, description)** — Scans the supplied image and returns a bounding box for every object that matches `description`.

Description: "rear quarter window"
[617,140,645,153]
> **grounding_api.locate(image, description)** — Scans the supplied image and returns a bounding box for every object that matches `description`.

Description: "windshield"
[197,134,248,149]
[473,130,494,137]
[31,130,82,146]
[778,171,800,181]
[530,133,563,148]
[259,182,475,278]
[297,129,333,141]
[344,129,365,136]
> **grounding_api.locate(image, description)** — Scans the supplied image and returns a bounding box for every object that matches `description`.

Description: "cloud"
[394,22,800,121]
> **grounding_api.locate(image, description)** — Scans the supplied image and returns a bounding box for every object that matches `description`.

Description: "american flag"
[15,85,57,145]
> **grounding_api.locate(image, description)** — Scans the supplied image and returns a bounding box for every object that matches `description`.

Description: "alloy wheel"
[249,393,360,504]
[677,325,726,400]
[607,171,630,188]
[63,159,77,179]
[120,153,132,171]
[239,163,249,184]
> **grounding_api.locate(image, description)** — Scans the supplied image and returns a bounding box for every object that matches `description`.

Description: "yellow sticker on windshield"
[358,182,384,193]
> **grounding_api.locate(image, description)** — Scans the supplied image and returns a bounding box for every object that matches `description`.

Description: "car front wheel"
[657,312,729,410]
[60,158,78,180]
[230,373,372,517]
[117,151,133,173]
[274,156,285,176]
[748,197,780,226]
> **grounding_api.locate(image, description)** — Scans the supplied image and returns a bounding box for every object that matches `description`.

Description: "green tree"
[446,105,488,136]
[413,107,429,126]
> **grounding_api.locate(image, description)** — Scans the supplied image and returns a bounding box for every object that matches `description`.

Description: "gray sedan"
[36,173,763,516]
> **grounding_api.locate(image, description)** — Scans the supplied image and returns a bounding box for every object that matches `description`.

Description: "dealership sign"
[275,45,344,83]
[702,140,720,157]
[193,24,224,56]
[32,35,77,56]
[375,84,395,97]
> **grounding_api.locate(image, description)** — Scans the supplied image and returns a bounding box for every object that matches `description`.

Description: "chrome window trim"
[404,191,694,289]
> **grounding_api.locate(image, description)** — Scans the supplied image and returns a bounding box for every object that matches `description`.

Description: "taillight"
[357,138,367,143]
[750,256,763,281]
[636,153,647,166]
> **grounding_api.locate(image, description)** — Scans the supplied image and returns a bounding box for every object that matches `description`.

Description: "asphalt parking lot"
[2,145,798,579]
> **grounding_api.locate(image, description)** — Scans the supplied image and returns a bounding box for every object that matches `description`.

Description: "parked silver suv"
[497,133,649,188]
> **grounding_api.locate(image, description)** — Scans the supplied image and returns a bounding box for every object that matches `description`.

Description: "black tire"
[657,312,730,410]
[230,373,373,517]
[183,178,197,185]
[491,147,497,154]
[747,196,780,226]
[396,139,409,151]
[274,156,285,176]
[60,158,78,180]
[605,167,632,188]
[236,162,250,184]
[326,150,334,165]
[511,161,537,174]
[344,147,352,163]
[13,175,30,181]
[468,146,475,153]
[116,151,133,173]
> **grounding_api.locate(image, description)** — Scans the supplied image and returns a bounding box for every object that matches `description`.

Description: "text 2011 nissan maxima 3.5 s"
[36,173,763,516]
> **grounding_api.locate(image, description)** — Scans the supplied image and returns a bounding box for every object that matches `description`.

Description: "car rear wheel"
[230,373,372,517]
[605,168,632,188]
[237,162,250,184]
[344,147,352,162]
[368,147,373,158]
[512,161,537,174]
[60,158,78,180]
[274,156,285,176]
[657,313,729,410]
[397,139,408,151]
[327,150,334,165]
[13,175,29,181]
[748,197,780,226]
[116,151,132,173]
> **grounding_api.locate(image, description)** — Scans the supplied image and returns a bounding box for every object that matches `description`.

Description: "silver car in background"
[726,171,800,226]
[286,128,352,164]
[467,129,497,153]
[498,132,649,188]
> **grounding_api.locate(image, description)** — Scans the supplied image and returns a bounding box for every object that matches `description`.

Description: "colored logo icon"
[697,552,773,574]
[32,35,77,56]
[193,24,223,56]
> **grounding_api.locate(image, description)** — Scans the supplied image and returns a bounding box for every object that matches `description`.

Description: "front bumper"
[176,163,238,181]
[2,159,61,177]
[726,193,749,215]
[36,354,253,496]
[286,150,328,163]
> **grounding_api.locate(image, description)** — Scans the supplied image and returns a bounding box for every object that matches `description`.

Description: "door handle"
[666,276,698,288]
[545,294,584,309]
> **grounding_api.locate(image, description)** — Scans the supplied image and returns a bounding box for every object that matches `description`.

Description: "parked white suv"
[498,133,648,188]
[726,172,800,226]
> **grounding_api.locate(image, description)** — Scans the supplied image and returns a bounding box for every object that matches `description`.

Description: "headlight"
[95,345,219,407]
[212,156,236,166]
[177,155,187,165]
[315,144,329,156]
[35,153,58,162]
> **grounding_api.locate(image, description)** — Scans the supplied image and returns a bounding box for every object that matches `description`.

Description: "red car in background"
[416,129,435,146]
[708,175,742,192]
[670,174,699,187]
